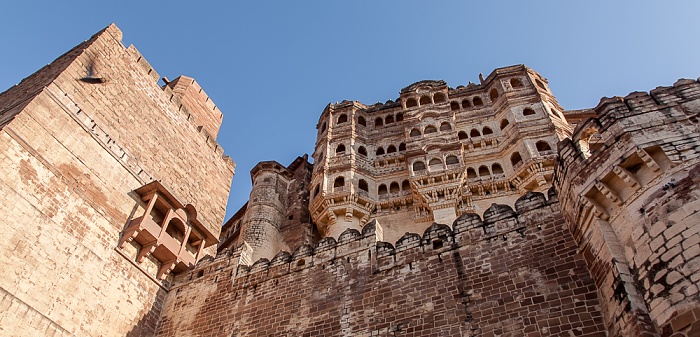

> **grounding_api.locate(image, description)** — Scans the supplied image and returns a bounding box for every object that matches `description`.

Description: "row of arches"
[327,177,411,196]
[409,121,452,137]
[374,113,403,127]
[336,143,407,156]
[412,155,460,172]
[405,92,447,108]
[332,112,406,129]
[466,163,505,179]
[378,180,411,195]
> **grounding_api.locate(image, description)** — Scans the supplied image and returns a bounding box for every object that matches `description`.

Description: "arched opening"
[579,128,603,159]
[401,180,410,191]
[446,155,459,165]
[321,122,327,133]
[406,98,418,108]
[399,143,406,151]
[523,108,536,116]
[429,158,443,169]
[335,144,346,154]
[511,152,523,167]
[387,145,397,153]
[357,146,367,156]
[413,161,426,171]
[478,165,490,176]
[396,113,404,122]
[473,97,483,106]
[375,117,384,127]
[492,163,504,175]
[419,95,432,106]
[410,128,421,137]
[359,179,368,192]
[462,99,471,109]
[458,131,468,140]
[424,125,437,134]
[166,218,186,244]
[500,119,510,130]
[337,114,348,124]
[536,141,552,154]
[510,78,523,88]
[333,177,345,191]
[489,88,499,101]
[313,185,320,198]
[470,129,481,138]
[450,102,460,111]
[467,167,477,179]
[439,122,452,131]
[483,127,493,135]
[433,92,446,103]
[376,147,385,155]
[357,116,366,126]
[536,79,547,90]
[390,182,400,193]
[378,184,388,195]
[385,115,395,124]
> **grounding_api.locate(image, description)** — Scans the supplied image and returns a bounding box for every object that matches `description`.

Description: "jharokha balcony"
[118,181,218,280]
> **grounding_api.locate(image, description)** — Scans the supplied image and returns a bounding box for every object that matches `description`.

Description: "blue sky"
[1,1,698,221]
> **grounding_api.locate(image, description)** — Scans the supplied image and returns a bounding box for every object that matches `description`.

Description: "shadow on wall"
[126,287,167,337]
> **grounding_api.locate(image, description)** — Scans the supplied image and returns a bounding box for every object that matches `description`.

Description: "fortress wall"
[156,192,606,336]
[556,79,700,336]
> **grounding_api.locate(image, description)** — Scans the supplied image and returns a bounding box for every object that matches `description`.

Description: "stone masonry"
[1,24,699,337]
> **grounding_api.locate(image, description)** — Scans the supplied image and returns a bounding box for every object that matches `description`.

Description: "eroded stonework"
[1,24,699,337]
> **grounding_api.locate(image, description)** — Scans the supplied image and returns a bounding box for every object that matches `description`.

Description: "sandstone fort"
[1,24,699,337]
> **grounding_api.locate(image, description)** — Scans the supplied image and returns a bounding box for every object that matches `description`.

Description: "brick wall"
[156,192,606,336]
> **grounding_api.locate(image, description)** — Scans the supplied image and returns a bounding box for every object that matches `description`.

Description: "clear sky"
[1,1,698,222]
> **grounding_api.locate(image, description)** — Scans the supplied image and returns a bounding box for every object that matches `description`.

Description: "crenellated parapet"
[555,78,700,336]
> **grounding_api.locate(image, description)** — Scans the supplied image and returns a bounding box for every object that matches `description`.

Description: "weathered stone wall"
[0,24,234,336]
[556,79,700,336]
[157,192,606,336]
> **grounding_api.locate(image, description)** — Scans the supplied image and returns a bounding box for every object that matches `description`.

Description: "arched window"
[536,141,552,153]
[401,180,410,191]
[333,177,345,190]
[419,95,432,106]
[424,125,437,134]
[462,99,471,109]
[413,161,426,171]
[478,165,490,176]
[450,102,460,111]
[500,119,510,130]
[399,143,406,151]
[523,108,536,116]
[458,131,468,140]
[337,114,348,124]
[511,152,523,167]
[535,79,547,90]
[406,98,418,108]
[492,163,504,175]
[358,116,366,126]
[433,92,446,103]
[410,128,421,137]
[489,88,499,101]
[378,184,388,195]
[359,179,369,192]
[313,184,320,198]
[387,145,397,153]
[390,182,400,193]
[467,167,477,179]
[385,115,394,124]
[396,113,404,122]
[446,155,459,165]
[473,97,483,106]
[440,122,452,131]
[321,122,327,133]
[376,147,385,155]
[375,117,384,127]
[336,144,346,154]
[510,78,523,88]
[470,129,481,137]
[483,127,493,135]
[429,158,443,169]
[357,146,367,156]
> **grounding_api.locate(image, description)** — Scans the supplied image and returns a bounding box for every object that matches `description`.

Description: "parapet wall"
[156,191,606,336]
[555,78,700,336]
